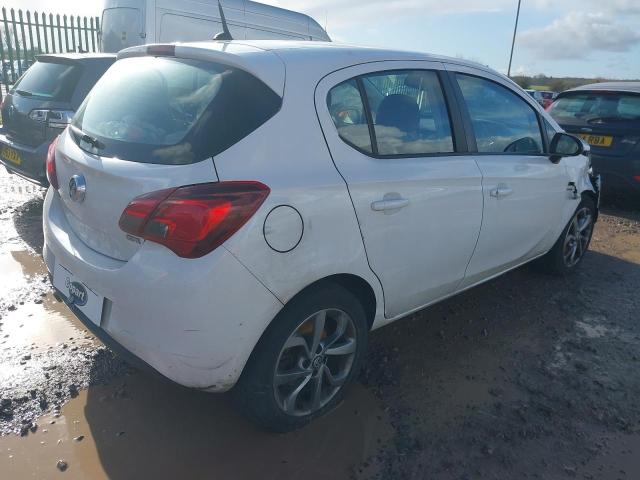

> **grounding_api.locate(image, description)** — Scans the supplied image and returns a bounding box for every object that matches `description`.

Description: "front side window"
[361,70,454,155]
[456,74,543,154]
[327,70,454,157]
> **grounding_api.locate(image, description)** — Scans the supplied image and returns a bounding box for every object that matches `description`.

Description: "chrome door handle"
[371,198,410,212]
[490,185,513,198]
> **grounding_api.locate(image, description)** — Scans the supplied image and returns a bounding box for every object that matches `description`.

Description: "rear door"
[447,65,569,287]
[316,62,483,318]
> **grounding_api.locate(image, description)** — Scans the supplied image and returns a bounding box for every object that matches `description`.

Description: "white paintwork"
[100,0,330,53]
[263,206,304,253]
[43,41,596,392]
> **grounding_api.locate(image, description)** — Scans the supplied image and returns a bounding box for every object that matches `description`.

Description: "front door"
[449,68,569,287]
[316,63,483,318]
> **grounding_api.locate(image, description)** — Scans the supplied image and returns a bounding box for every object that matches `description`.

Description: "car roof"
[565,81,640,95]
[119,40,506,93]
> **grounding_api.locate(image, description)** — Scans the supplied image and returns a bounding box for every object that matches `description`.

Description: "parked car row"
[525,89,557,109]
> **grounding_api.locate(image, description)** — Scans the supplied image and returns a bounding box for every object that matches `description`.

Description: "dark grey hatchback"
[548,82,640,197]
[0,53,115,186]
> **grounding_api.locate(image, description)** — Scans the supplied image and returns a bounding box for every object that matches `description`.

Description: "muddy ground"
[1,167,639,480]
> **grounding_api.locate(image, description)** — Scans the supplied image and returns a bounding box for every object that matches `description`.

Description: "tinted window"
[361,70,454,155]
[71,56,281,164]
[327,79,372,153]
[12,60,81,101]
[456,74,543,154]
[549,92,640,124]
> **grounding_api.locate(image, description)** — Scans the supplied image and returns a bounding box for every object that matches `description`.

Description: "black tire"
[232,282,369,432]
[538,197,596,275]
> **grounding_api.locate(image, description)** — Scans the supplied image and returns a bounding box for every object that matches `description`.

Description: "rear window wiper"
[15,89,33,97]
[70,125,105,150]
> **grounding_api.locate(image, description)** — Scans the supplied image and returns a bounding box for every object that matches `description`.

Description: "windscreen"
[549,92,640,125]
[101,8,142,53]
[71,56,282,164]
[12,60,81,101]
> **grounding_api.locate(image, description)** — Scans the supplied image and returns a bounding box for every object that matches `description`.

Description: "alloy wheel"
[563,206,594,268]
[273,308,357,417]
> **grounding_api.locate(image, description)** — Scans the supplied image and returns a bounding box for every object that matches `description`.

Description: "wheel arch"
[289,273,378,331]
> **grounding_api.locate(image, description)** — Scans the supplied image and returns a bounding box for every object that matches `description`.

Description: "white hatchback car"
[43,41,600,431]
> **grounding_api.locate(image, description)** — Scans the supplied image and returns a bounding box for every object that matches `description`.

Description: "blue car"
[0,53,115,186]
[548,82,640,198]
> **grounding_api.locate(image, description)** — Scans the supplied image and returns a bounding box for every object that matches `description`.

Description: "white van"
[100,0,330,52]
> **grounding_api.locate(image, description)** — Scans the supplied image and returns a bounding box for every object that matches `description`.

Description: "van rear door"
[101,5,144,53]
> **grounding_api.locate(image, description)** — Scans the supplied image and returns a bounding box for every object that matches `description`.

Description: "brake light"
[147,44,176,56]
[633,176,640,183]
[119,182,270,258]
[46,136,59,189]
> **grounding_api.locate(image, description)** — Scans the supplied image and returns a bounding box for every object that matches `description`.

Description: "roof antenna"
[213,0,233,40]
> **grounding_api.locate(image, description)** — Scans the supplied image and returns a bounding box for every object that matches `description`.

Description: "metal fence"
[0,7,100,103]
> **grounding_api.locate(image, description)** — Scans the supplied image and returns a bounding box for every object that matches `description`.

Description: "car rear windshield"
[12,60,82,101]
[70,56,282,164]
[549,91,640,125]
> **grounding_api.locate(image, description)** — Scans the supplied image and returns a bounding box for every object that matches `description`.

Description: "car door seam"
[313,75,388,318]
[459,158,486,289]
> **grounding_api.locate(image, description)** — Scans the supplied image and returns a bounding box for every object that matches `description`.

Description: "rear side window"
[327,69,454,157]
[549,92,640,124]
[71,56,282,164]
[456,74,543,154]
[327,79,372,153]
[12,61,82,101]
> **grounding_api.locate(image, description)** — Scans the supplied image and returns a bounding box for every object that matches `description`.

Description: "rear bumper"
[0,131,49,186]
[43,188,283,391]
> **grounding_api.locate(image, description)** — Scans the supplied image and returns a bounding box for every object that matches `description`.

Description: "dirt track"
[1,167,639,479]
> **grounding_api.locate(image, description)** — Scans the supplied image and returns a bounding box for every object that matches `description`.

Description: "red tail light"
[633,176,640,183]
[119,182,270,259]
[46,136,59,189]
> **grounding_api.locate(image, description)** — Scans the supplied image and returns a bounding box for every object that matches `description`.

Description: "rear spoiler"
[35,55,81,66]
[117,42,285,96]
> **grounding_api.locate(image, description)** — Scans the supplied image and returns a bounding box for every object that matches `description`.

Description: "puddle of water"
[0,247,46,293]
[0,294,94,355]
[0,374,391,480]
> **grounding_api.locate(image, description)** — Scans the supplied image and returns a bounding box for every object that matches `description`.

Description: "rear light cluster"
[119,182,270,259]
[46,136,59,189]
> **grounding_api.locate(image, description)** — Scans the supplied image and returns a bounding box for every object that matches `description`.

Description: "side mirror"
[549,132,589,163]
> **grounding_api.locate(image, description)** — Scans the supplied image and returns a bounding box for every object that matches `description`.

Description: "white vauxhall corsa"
[43,40,600,431]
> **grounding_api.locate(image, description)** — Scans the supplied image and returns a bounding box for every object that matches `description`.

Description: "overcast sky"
[3,0,639,79]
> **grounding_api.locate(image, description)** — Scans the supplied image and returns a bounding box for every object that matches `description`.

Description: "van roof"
[119,40,504,94]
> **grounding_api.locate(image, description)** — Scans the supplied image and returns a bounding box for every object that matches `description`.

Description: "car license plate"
[53,263,104,327]
[578,134,613,147]
[1,145,21,165]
